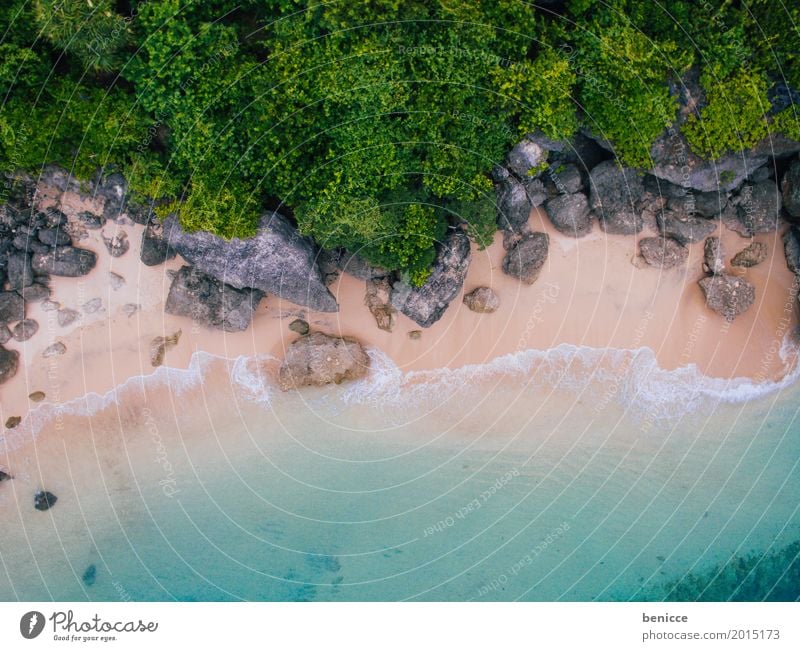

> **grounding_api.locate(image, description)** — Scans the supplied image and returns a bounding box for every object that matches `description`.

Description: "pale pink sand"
[0,194,797,429]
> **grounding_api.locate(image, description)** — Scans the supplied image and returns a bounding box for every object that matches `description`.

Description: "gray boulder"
[544,192,592,237]
[102,230,130,257]
[278,332,370,391]
[7,252,33,289]
[733,181,782,234]
[31,246,96,277]
[495,175,533,230]
[699,274,755,321]
[165,266,263,332]
[364,277,396,332]
[639,236,688,269]
[545,163,584,195]
[37,228,72,247]
[0,292,25,325]
[657,210,717,243]
[781,158,800,218]
[391,229,471,328]
[703,237,725,275]
[12,319,38,342]
[503,232,549,284]
[588,160,645,234]
[164,212,337,312]
[506,134,552,178]
[140,221,175,266]
[0,346,18,384]
[783,226,800,275]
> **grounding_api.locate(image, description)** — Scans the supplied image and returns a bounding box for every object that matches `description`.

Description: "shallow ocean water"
[0,346,798,601]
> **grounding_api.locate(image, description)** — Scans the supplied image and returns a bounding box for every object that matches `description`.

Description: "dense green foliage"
[1,1,798,279]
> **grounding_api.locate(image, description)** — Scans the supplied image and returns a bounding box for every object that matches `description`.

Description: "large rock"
[502,232,549,284]
[657,210,717,243]
[505,134,552,178]
[783,226,800,275]
[703,236,725,275]
[781,158,800,218]
[164,212,337,312]
[364,277,396,332]
[140,221,175,266]
[277,332,370,391]
[588,160,645,234]
[12,319,38,342]
[544,192,592,237]
[0,346,18,384]
[165,266,263,332]
[732,181,783,234]
[37,227,72,247]
[6,252,33,289]
[31,246,96,277]
[0,292,25,325]
[731,241,768,268]
[699,274,755,321]
[495,175,533,230]
[390,230,471,328]
[639,236,688,269]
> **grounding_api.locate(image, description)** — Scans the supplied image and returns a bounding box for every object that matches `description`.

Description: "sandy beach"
[0,186,798,433]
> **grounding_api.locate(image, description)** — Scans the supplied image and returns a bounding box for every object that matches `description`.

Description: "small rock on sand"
[277,332,370,391]
[150,330,182,367]
[34,490,57,511]
[731,241,768,268]
[121,303,140,318]
[5,416,21,429]
[82,298,103,314]
[289,319,310,335]
[29,391,46,402]
[12,319,39,342]
[703,237,725,275]
[0,469,12,482]
[698,274,755,321]
[57,308,81,327]
[408,330,422,340]
[109,272,126,290]
[463,287,501,313]
[43,342,67,358]
[639,236,688,269]
[102,230,130,257]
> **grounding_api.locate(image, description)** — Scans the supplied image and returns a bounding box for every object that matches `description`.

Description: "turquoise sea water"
[0,346,798,601]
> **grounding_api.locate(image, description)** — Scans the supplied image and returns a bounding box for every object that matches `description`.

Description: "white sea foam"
[3,337,798,454]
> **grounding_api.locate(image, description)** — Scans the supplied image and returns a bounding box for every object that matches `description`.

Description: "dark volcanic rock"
[495,175,533,231]
[37,227,72,247]
[18,282,51,303]
[34,490,57,511]
[164,266,263,332]
[6,252,34,289]
[545,163,584,195]
[0,346,19,384]
[657,210,717,244]
[506,135,550,178]
[140,221,175,266]
[0,292,25,325]
[164,212,337,312]
[703,237,725,275]
[733,181,783,234]
[502,232,549,284]
[12,319,38,342]
[783,226,800,275]
[544,193,592,237]
[463,287,500,313]
[639,236,688,269]
[278,332,370,391]
[31,246,97,277]
[588,160,645,234]
[391,230,471,328]
[699,274,756,320]
[731,241,768,268]
[0,326,10,344]
[78,211,105,230]
[781,158,800,218]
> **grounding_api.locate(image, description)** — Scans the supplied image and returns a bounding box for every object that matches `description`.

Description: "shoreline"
[1,192,798,439]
